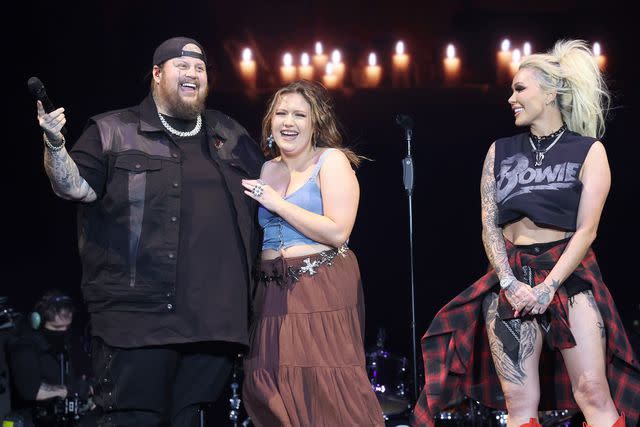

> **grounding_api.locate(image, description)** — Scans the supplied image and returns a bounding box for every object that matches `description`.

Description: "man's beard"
[158,82,208,119]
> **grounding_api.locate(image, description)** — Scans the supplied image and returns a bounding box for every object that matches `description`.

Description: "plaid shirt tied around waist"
[411,239,640,427]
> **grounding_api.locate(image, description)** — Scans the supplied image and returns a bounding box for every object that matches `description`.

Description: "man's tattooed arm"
[36,383,68,400]
[44,147,97,202]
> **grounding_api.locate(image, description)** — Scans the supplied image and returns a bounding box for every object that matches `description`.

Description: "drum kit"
[366,328,412,420]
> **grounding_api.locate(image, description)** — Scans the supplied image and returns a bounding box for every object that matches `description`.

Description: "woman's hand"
[529,281,557,315]
[242,179,284,212]
[505,280,538,317]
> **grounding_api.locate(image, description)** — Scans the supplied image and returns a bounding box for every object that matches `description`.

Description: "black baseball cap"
[152,37,207,67]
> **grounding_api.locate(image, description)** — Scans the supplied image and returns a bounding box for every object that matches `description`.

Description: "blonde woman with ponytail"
[412,40,638,427]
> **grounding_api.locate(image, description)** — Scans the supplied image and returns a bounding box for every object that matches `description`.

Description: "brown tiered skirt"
[242,250,384,427]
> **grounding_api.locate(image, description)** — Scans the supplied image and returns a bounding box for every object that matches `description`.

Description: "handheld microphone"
[27,76,67,136]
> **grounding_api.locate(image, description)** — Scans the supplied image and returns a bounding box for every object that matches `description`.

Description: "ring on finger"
[252,184,264,197]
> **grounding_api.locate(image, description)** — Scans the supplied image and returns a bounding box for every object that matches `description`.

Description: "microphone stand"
[399,122,419,404]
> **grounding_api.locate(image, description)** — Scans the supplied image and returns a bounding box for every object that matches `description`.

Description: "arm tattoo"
[480,146,513,282]
[44,147,97,202]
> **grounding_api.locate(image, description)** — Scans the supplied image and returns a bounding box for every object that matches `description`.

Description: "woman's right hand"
[242,179,284,213]
[504,280,537,317]
[37,100,66,141]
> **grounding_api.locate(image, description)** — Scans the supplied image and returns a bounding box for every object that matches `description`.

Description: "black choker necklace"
[529,124,567,145]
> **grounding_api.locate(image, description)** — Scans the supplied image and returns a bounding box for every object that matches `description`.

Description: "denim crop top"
[258,149,335,250]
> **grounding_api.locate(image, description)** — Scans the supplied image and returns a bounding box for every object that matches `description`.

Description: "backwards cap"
[152,36,207,66]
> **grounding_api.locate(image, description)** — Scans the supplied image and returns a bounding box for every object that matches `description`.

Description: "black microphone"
[27,76,67,136]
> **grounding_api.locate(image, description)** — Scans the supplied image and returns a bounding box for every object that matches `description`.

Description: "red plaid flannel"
[411,239,640,427]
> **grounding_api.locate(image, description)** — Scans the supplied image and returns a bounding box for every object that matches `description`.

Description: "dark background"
[4,0,638,421]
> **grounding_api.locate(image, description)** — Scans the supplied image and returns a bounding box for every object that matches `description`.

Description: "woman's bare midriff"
[261,243,334,260]
[502,217,574,245]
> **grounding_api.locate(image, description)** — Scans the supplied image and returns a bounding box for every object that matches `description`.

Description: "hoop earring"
[267,134,274,149]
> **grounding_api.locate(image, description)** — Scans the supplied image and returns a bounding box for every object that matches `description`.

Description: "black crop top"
[493,130,596,231]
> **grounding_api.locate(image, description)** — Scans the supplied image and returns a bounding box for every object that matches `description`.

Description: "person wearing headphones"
[6,290,95,427]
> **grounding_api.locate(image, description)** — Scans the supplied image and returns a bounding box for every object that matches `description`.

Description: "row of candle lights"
[238,40,606,89]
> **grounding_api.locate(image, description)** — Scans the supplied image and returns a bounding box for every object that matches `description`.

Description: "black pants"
[92,338,234,427]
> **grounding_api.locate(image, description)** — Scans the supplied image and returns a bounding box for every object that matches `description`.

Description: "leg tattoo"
[583,290,598,310]
[484,294,538,385]
[596,322,605,338]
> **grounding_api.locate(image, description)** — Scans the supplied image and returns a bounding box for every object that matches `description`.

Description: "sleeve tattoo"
[480,145,513,282]
[44,147,97,202]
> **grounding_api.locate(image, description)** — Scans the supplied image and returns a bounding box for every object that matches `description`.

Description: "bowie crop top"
[258,149,335,250]
[493,131,596,231]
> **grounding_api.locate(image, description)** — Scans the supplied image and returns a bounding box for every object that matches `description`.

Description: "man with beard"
[34,37,264,426]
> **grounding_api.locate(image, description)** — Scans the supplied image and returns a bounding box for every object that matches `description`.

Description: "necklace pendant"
[529,130,564,168]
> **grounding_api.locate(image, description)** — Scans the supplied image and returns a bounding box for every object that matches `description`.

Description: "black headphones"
[30,293,73,330]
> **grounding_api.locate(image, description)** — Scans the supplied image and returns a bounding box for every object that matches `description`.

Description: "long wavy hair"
[260,80,362,166]
[519,39,611,139]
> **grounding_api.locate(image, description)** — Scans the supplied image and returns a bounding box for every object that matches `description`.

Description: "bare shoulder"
[320,148,352,172]
[260,157,282,178]
[583,141,609,169]
[587,140,607,158]
[581,140,610,176]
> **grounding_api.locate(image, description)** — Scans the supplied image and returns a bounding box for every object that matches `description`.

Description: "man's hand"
[37,101,66,142]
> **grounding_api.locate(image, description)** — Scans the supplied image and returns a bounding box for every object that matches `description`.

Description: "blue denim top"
[258,149,335,250]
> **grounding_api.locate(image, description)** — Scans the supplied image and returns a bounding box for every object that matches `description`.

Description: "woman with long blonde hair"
[412,39,639,427]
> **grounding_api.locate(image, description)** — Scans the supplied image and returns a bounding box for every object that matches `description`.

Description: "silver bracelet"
[43,133,65,152]
[499,276,516,289]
